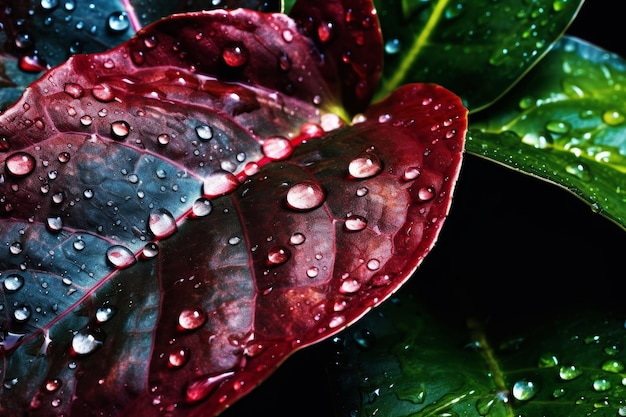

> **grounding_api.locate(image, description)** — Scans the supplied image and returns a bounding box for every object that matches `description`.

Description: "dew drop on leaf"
[9,242,22,255]
[92,83,115,102]
[512,379,537,401]
[148,208,177,239]
[222,43,248,67]
[110,121,131,140]
[3,274,25,292]
[178,308,207,331]
[80,115,93,126]
[344,215,367,232]
[559,364,583,380]
[44,378,62,393]
[73,239,86,251]
[142,242,159,258]
[71,327,104,356]
[317,21,335,43]
[262,136,293,160]
[46,216,63,232]
[601,359,624,373]
[417,186,436,202]
[40,0,59,10]
[202,170,239,197]
[592,378,611,392]
[286,181,325,211]
[106,245,137,269]
[366,259,380,271]
[13,305,31,322]
[289,232,306,245]
[348,154,382,179]
[168,347,191,368]
[186,371,234,403]
[191,198,212,217]
[5,152,36,177]
[95,306,117,323]
[267,246,291,266]
[306,266,319,278]
[195,125,214,141]
[63,82,84,99]
[157,133,170,145]
[384,38,401,54]
[107,12,130,33]
[340,278,361,294]
[57,152,71,163]
[403,167,421,181]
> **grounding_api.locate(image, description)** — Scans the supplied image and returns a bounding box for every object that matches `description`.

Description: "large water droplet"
[344,215,367,232]
[95,306,117,323]
[340,278,361,294]
[107,11,130,33]
[348,154,382,179]
[106,245,136,269]
[592,378,611,392]
[46,216,63,232]
[168,347,191,368]
[203,170,239,197]
[289,232,306,246]
[3,274,25,292]
[286,181,325,211]
[512,379,537,401]
[222,43,248,67]
[5,152,36,177]
[178,308,207,331]
[13,305,31,322]
[192,198,212,217]
[92,83,115,102]
[267,246,291,266]
[559,364,583,380]
[186,371,234,403]
[110,121,130,140]
[148,208,177,239]
[195,125,214,141]
[71,327,104,356]
[262,136,293,160]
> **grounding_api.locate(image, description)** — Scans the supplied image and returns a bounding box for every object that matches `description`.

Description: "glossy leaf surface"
[372,0,584,112]
[0,3,466,416]
[0,0,280,72]
[469,36,626,230]
[329,290,626,417]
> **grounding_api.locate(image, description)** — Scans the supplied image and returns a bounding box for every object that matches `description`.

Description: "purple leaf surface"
[0,2,466,416]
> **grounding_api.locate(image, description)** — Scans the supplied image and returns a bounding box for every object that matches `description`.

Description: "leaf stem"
[467,317,508,393]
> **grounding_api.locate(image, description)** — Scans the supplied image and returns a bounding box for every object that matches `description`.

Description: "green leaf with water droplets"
[372,0,584,112]
[329,289,626,417]
[468,36,626,230]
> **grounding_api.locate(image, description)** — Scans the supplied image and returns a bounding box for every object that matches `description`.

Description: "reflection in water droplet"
[348,154,382,179]
[593,378,611,392]
[222,44,248,67]
[95,306,117,323]
[366,259,380,270]
[286,181,325,211]
[9,242,22,255]
[111,121,131,140]
[195,125,213,141]
[46,216,63,232]
[148,208,177,239]
[267,246,290,266]
[168,347,191,368]
[3,274,25,292]
[44,378,62,393]
[71,327,104,356]
[262,136,293,160]
[317,20,335,43]
[203,170,239,197]
[602,109,625,126]
[5,152,36,177]
[178,308,207,331]
[512,379,537,401]
[106,245,136,269]
[107,11,130,33]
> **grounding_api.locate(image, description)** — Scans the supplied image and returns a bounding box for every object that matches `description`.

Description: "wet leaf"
[372,0,584,112]
[0,0,281,72]
[0,3,467,416]
[329,291,626,417]
[469,36,626,230]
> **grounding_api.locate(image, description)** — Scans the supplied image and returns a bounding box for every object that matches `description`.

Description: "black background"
[222,2,626,416]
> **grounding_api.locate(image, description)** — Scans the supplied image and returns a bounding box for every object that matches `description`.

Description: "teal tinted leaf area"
[469,36,626,230]
[329,291,626,417]
[0,56,40,111]
[373,0,584,112]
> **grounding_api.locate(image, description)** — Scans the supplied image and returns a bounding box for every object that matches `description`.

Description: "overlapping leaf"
[0,1,466,416]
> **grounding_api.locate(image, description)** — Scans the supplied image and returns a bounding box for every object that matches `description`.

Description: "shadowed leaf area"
[0,1,466,416]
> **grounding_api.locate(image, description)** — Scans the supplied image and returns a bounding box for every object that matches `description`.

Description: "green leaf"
[328,291,626,417]
[372,0,583,112]
[469,36,626,230]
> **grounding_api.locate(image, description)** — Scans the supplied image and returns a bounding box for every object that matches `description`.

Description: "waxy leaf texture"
[0,2,466,416]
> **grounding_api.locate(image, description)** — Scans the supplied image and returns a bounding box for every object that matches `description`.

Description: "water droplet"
[348,154,382,178]
[289,232,306,245]
[3,274,25,292]
[384,38,401,54]
[95,306,117,323]
[344,215,367,232]
[545,120,571,134]
[267,246,291,266]
[222,43,248,67]
[92,83,115,102]
[593,378,611,392]
[148,208,177,239]
[13,305,31,322]
[57,152,71,163]
[559,364,583,380]
[83,189,94,199]
[157,133,170,145]
[317,20,335,43]
[40,0,59,10]
[262,136,293,160]
[417,186,435,202]
[512,379,537,401]
[340,278,361,294]
[195,125,213,141]
[5,152,36,177]
[191,198,212,217]
[178,308,207,331]
[403,167,421,181]
[142,242,159,258]
[537,352,559,368]
[306,266,319,278]
[110,121,130,140]
[71,327,104,356]
[168,347,191,368]
[73,239,86,251]
[64,82,84,99]
[203,170,239,197]
[107,11,130,33]
[601,359,624,373]
[44,378,62,393]
[106,245,136,269]
[366,259,380,270]
[186,371,234,403]
[602,109,625,126]
[80,115,93,126]
[46,216,63,232]
[9,242,22,255]
[286,181,325,211]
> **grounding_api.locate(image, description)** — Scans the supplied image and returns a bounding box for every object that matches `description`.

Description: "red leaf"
[0,3,466,417]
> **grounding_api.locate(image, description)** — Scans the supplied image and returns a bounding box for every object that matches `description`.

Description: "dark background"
[223,2,626,416]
